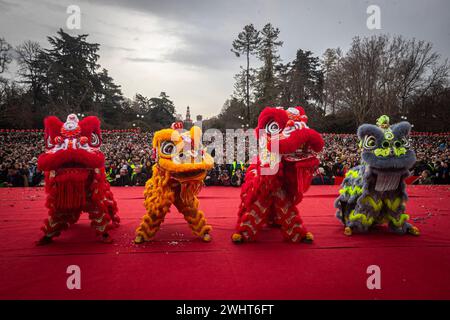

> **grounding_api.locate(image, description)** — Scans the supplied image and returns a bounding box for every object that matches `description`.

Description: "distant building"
[183,106,193,129]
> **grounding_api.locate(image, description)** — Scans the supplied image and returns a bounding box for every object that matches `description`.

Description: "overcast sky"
[1,0,449,118]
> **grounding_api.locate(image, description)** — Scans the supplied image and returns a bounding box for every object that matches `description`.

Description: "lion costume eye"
[160,141,176,155]
[90,133,100,147]
[362,135,376,149]
[46,136,54,148]
[265,121,281,135]
[381,140,390,148]
[401,137,410,148]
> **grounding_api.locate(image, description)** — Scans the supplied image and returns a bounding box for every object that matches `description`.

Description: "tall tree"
[326,35,449,125]
[233,67,257,108]
[130,92,176,130]
[44,28,100,113]
[255,23,283,116]
[288,49,323,110]
[275,62,291,107]
[133,93,151,114]
[0,37,12,74]
[15,41,48,110]
[148,92,176,130]
[95,68,124,127]
[321,48,342,115]
[395,38,449,114]
[203,98,246,131]
[231,24,260,121]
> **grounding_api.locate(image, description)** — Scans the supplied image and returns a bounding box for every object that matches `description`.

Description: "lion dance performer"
[37,114,120,245]
[335,115,420,236]
[134,122,214,243]
[232,106,324,244]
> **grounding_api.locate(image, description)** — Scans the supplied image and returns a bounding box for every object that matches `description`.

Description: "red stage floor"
[0,185,449,300]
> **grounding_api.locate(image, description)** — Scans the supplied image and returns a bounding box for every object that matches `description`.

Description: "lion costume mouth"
[284,146,318,163]
[39,148,105,171]
[170,169,207,181]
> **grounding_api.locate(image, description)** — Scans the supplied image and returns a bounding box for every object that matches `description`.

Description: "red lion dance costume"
[232,106,324,243]
[37,114,120,245]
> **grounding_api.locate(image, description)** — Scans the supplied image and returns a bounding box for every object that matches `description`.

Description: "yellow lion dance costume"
[134,122,214,243]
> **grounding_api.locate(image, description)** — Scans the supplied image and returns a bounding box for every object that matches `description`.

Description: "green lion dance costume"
[335,115,420,236]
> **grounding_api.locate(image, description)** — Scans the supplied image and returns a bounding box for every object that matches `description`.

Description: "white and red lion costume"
[37,114,120,245]
[232,106,324,243]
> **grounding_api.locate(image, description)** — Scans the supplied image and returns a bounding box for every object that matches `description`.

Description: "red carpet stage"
[0,185,449,300]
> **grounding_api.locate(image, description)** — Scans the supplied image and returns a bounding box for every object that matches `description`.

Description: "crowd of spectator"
[312,134,449,185]
[0,130,448,187]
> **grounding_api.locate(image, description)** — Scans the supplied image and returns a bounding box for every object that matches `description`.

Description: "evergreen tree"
[321,48,342,115]
[231,24,260,122]
[95,68,124,127]
[148,92,176,130]
[275,62,291,107]
[288,49,323,108]
[0,37,12,74]
[44,28,100,113]
[254,23,283,119]
[233,67,257,106]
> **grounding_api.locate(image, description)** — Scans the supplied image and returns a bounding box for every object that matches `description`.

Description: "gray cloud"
[0,0,20,12]
[81,0,450,59]
[103,45,137,52]
[163,33,235,69]
[124,57,162,63]
[1,0,449,117]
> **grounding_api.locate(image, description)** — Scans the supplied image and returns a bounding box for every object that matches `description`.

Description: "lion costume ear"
[43,116,63,149]
[190,126,203,149]
[391,121,411,138]
[79,116,102,147]
[357,124,383,142]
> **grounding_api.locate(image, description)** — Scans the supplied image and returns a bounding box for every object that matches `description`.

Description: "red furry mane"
[38,115,105,171]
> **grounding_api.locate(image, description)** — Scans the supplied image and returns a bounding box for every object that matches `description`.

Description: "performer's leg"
[91,168,120,228]
[272,190,313,243]
[104,189,120,228]
[232,199,270,243]
[87,208,113,243]
[344,195,381,235]
[232,167,275,243]
[134,204,171,243]
[37,210,80,245]
[266,210,281,228]
[384,195,419,236]
[134,178,174,243]
[174,197,212,242]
